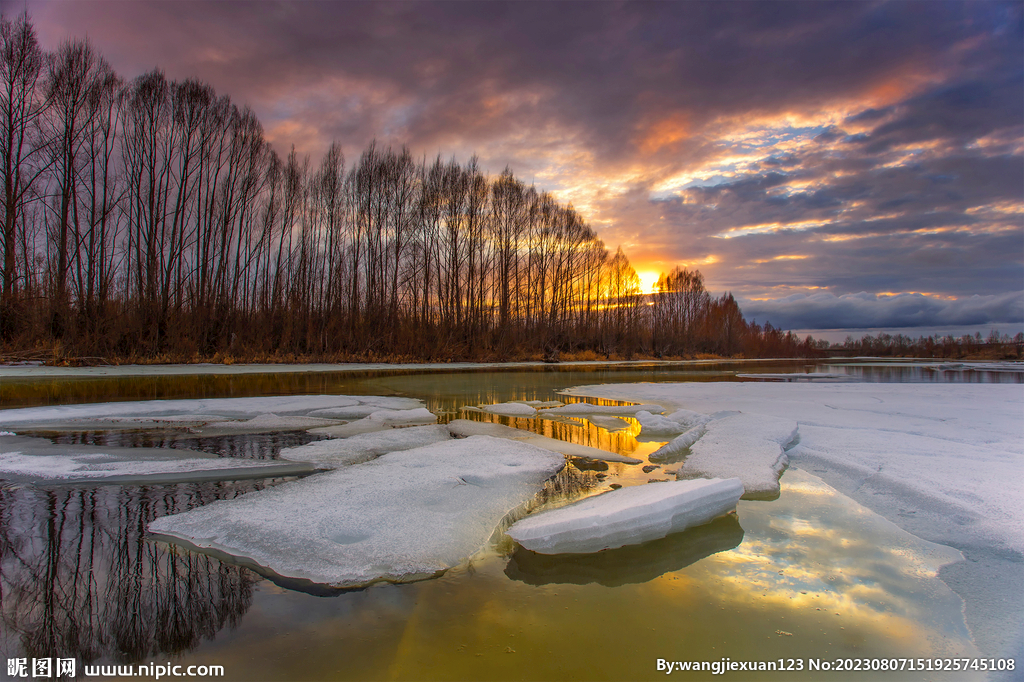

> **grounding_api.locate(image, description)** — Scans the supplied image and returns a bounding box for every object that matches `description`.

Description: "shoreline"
[0,357,795,379]
[1,356,1021,379]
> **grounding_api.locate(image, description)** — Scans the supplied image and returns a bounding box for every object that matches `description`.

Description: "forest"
[0,14,823,363]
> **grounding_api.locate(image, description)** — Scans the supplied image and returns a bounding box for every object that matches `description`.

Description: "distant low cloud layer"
[739,292,1024,331]
[28,1,1024,331]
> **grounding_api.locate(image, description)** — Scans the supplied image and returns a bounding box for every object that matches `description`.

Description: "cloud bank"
[27,0,1024,331]
[739,292,1024,331]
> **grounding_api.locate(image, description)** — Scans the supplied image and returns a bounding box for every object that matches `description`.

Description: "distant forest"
[0,16,1007,365]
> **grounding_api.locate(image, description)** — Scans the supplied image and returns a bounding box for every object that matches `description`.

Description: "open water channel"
[0,360,1019,680]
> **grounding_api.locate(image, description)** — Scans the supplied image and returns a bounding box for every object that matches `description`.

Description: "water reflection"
[3,359,1018,414]
[820,362,1023,384]
[43,430,322,461]
[458,409,643,458]
[207,468,976,681]
[505,514,744,587]
[0,480,280,664]
[0,361,801,410]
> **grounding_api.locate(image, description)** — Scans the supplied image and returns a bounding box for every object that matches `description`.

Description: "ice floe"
[307,407,437,438]
[581,415,632,431]
[280,425,451,467]
[149,436,565,587]
[541,402,664,416]
[481,402,538,417]
[634,410,687,438]
[194,413,341,435]
[0,395,427,432]
[506,477,744,554]
[648,424,707,462]
[446,419,641,464]
[505,513,744,586]
[0,434,317,484]
[665,409,714,428]
[676,413,798,499]
[562,381,1024,554]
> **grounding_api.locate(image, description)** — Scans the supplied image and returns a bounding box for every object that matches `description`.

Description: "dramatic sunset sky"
[29,1,1024,338]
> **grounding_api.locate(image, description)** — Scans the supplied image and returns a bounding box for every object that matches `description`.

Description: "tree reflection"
[42,429,321,461]
[0,479,276,664]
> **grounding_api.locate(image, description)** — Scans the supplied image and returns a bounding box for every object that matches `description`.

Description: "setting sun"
[637,270,661,294]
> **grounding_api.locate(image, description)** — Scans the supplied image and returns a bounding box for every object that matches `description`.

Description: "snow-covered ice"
[195,413,341,435]
[505,513,744,586]
[581,415,631,431]
[640,408,797,498]
[446,419,641,464]
[280,425,451,467]
[306,407,437,438]
[648,424,707,462]
[149,436,565,587]
[633,410,687,438]
[0,434,318,484]
[0,395,427,431]
[506,478,744,554]
[675,413,798,499]
[481,402,538,417]
[362,407,436,426]
[562,382,1024,553]
[541,402,665,417]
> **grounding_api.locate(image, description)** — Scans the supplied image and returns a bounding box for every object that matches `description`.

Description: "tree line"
[0,15,812,363]
[834,330,1024,359]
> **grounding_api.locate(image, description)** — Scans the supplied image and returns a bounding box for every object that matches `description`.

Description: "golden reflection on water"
[187,469,977,682]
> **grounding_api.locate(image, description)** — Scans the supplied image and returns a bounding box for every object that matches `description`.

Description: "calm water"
[1,360,1012,680]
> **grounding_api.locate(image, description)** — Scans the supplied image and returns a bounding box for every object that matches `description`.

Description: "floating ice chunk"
[306,406,381,420]
[505,513,744,586]
[447,419,640,464]
[583,415,631,431]
[676,414,798,499]
[366,407,436,426]
[634,411,687,438]
[307,397,425,419]
[196,413,341,435]
[481,402,537,417]
[649,424,707,462]
[506,478,744,554]
[308,420,389,438]
[352,396,425,410]
[542,402,665,416]
[280,425,451,467]
[665,409,712,429]
[0,395,416,431]
[309,407,437,437]
[0,434,317,484]
[149,436,565,588]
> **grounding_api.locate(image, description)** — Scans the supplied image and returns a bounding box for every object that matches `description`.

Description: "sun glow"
[636,270,661,294]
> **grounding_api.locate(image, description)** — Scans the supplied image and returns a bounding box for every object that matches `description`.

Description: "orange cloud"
[638,112,691,155]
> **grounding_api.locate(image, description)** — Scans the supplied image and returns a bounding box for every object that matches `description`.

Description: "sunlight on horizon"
[637,270,660,294]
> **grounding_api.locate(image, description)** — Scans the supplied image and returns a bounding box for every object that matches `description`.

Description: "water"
[1,360,1012,680]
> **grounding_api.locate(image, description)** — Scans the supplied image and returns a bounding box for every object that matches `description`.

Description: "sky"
[26,1,1024,335]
